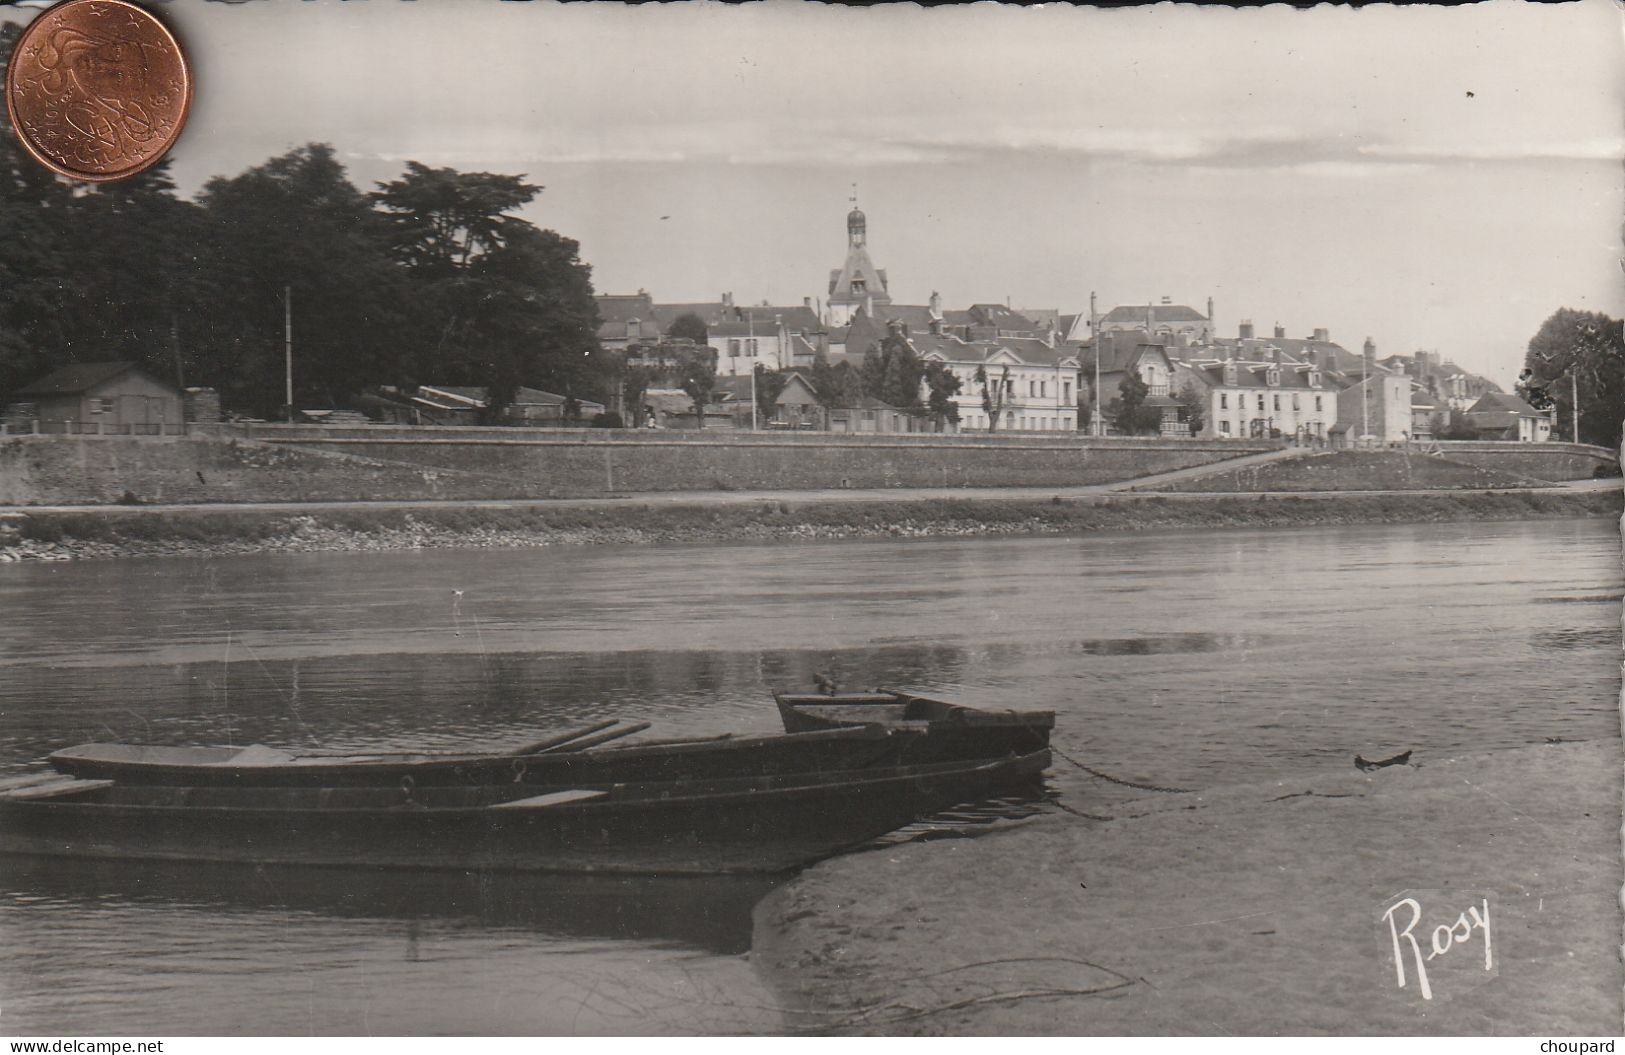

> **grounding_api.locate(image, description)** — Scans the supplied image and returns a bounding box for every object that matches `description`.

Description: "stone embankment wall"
[249,428,1274,497]
[0,428,1611,507]
[0,435,506,506]
[0,430,1277,506]
[1427,441,1619,481]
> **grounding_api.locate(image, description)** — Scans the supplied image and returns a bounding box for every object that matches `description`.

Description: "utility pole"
[170,313,183,391]
[283,285,294,423]
[1090,290,1102,437]
[1361,348,1370,445]
[1571,371,1580,444]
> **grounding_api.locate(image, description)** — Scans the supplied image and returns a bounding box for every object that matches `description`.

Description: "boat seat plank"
[3,777,114,800]
[0,772,77,792]
[489,789,608,810]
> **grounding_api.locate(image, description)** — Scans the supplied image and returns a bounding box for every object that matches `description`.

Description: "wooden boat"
[774,688,1054,763]
[46,724,927,789]
[0,750,1051,875]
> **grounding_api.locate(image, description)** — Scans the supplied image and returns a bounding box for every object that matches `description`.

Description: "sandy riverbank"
[0,488,1618,562]
[753,738,1624,1035]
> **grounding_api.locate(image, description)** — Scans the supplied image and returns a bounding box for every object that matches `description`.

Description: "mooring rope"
[1053,745,1198,794]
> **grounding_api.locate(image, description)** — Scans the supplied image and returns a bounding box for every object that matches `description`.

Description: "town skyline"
[7,0,1620,390]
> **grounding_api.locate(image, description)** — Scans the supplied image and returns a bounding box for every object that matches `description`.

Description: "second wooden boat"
[774,688,1054,763]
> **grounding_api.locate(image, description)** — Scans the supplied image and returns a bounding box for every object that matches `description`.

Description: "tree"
[923,362,962,431]
[372,163,541,277]
[667,312,709,345]
[1077,386,1093,432]
[1437,414,1478,440]
[1112,374,1164,436]
[621,362,658,427]
[859,328,926,409]
[809,351,865,409]
[676,345,717,428]
[1521,308,1625,446]
[1177,380,1206,435]
[753,364,789,426]
[370,162,600,420]
[975,364,1010,432]
[194,143,409,414]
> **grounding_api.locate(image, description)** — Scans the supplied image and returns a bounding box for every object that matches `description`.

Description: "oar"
[509,719,622,756]
[537,721,653,753]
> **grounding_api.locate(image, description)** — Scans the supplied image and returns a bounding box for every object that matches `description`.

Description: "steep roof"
[1210,336,1361,373]
[594,293,654,323]
[828,240,891,304]
[913,332,1075,368]
[1467,391,1543,417]
[1185,361,1329,391]
[968,304,1043,331]
[16,361,148,396]
[1102,303,1208,326]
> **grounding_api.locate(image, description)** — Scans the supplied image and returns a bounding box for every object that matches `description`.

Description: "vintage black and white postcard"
[0,0,1620,1041]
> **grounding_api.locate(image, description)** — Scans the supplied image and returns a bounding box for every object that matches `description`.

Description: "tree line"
[0,24,602,421]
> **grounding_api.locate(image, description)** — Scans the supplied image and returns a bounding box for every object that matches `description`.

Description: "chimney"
[1207,296,1214,321]
[1363,337,1376,374]
[1273,323,1286,340]
[1313,327,1329,343]
[929,290,942,318]
[722,292,734,310]
[803,296,813,311]
[1239,319,1254,340]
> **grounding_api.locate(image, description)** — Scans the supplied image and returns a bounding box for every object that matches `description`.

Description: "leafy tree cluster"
[1518,308,1624,447]
[0,24,603,421]
[1108,374,1163,436]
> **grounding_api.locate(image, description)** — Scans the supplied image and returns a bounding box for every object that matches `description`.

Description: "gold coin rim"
[5,0,194,184]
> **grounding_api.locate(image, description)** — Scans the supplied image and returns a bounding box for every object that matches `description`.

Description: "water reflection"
[0,856,777,955]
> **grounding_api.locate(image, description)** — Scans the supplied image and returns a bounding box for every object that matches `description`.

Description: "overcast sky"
[12,0,1621,384]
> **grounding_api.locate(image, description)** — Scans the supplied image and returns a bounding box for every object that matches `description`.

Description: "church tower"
[825,193,891,327]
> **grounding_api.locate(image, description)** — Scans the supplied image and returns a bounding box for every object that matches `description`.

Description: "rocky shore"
[752,739,1624,1036]
[0,488,1618,562]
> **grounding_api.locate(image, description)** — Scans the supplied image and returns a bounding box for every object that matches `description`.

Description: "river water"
[0,517,1619,1034]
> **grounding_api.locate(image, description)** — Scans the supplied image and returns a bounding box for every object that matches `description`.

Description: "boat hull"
[48,726,925,789]
[1,751,1050,875]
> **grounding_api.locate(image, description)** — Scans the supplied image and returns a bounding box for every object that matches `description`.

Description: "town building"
[593,293,663,351]
[714,372,825,430]
[644,294,826,375]
[10,361,184,435]
[913,331,1080,432]
[1080,332,1190,436]
[1173,348,1336,441]
[1328,339,1415,446]
[1099,297,1216,342]
[1461,392,1553,442]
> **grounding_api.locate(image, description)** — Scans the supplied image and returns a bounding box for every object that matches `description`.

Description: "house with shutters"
[913,331,1081,432]
[1173,349,1336,441]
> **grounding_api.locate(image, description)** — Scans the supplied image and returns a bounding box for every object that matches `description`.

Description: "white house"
[913,333,1080,432]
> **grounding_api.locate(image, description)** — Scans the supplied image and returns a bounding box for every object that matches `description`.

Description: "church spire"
[847,183,866,248]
